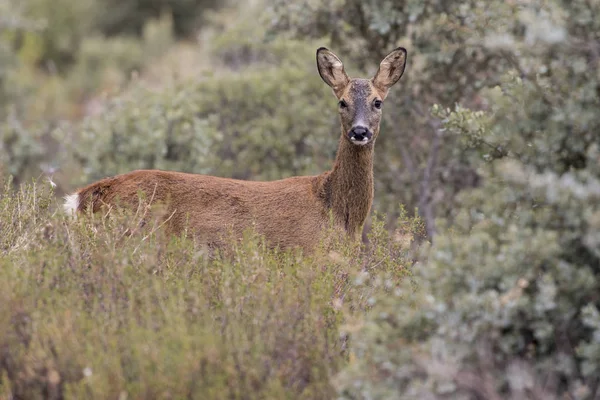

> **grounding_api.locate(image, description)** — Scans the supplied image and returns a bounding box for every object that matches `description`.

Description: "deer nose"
[349,126,372,142]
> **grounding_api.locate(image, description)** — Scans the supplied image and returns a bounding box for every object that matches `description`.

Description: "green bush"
[0,177,416,399]
[94,0,220,38]
[0,5,187,186]
[0,1,180,186]
[67,13,175,97]
[17,0,217,72]
[334,0,600,398]
[22,0,97,71]
[0,1,55,185]
[0,0,40,113]
[0,116,51,185]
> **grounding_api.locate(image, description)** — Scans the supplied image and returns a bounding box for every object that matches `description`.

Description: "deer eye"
[373,99,383,109]
[339,100,348,109]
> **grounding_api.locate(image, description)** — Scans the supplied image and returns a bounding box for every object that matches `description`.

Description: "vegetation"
[0,180,418,398]
[318,0,599,398]
[1,0,598,398]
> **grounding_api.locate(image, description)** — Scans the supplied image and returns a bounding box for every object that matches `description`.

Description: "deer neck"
[324,135,375,236]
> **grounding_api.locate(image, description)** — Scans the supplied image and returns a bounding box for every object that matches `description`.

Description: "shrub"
[0,5,182,186]
[334,0,600,398]
[17,0,218,72]
[58,30,337,189]
[0,1,58,185]
[67,13,175,99]
[94,0,220,38]
[21,0,97,71]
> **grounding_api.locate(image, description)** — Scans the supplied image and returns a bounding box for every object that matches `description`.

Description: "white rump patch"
[63,193,80,216]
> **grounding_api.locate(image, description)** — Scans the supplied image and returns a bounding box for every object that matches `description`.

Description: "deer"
[63,47,407,252]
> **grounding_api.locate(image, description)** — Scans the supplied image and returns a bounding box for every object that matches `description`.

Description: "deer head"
[316,47,407,146]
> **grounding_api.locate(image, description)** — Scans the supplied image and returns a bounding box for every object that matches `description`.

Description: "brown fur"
[70,47,408,252]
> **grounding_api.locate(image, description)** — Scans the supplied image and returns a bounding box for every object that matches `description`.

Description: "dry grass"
[0,179,416,399]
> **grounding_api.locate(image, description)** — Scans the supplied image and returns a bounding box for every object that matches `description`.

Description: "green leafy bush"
[17,0,218,72]
[94,0,220,38]
[67,13,175,97]
[58,30,337,188]
[21,0,97,71]
[0,2,56,185]
[0,1,180,186]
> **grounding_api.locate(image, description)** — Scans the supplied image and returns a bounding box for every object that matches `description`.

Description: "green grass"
[0,179,418,399]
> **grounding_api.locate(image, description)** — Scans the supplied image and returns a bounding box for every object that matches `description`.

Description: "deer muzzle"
[349,126,373,145]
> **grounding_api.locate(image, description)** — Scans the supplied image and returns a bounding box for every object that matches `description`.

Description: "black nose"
[349,126,372,142]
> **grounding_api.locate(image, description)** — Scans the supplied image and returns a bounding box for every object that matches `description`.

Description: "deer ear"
[316,47,350,97]
[372,47,407,95]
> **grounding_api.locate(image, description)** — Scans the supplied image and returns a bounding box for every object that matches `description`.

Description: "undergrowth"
[0,179,420,399]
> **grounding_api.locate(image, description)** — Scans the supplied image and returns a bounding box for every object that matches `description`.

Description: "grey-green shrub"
[0,1,179,186]
[59,33,338,188]
[334,0,600,398]
[0,2,51,184]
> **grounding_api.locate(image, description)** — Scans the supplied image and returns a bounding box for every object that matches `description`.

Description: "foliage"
[67,13,176,100]
[0,1,31,111]
[21,0,96,71]
[58,23,338,187]
[15,0,217,72]
[0,1,178,186]
[94,0,220,38]
[334,0,600,398]
[0,0,54,184]
[0,178,416,399]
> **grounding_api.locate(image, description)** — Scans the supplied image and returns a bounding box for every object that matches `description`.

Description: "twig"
[132,209,177,256]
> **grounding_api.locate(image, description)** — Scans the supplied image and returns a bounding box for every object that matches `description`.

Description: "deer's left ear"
[372,47,407,96]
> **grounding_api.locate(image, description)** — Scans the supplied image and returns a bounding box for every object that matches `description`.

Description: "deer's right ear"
[316,47,349,97]
[372,47,407,95]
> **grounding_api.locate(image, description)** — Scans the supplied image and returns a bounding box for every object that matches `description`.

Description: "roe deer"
[64,47,407,252]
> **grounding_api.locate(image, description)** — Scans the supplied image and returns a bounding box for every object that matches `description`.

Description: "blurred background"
[2,0,600,397]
